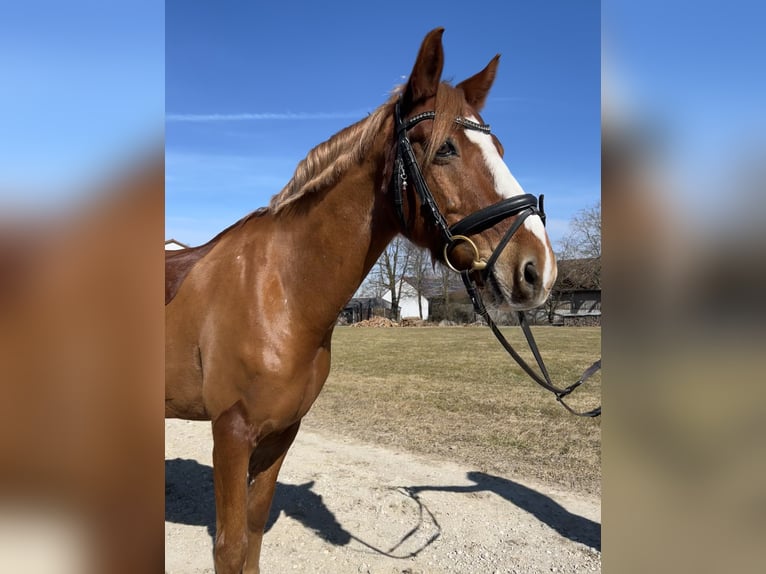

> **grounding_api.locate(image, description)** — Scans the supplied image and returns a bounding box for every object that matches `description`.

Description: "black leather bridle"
[391,100,601,418]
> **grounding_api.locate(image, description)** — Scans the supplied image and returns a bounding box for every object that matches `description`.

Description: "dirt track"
[165,419,601,573]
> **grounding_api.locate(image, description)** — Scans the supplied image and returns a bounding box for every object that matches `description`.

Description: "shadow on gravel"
[164,458,216,539]
[266,480,351,545]
[406,471,601,551]
[164,458,351,545]
[165,460,590,559]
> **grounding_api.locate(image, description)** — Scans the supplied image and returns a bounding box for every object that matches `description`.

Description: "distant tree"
[431,260,470,322]
[356,270,385,299]
[405,244,431,319]
[369,236,411,320]
[542,201,602,324]
[557,201,601,259]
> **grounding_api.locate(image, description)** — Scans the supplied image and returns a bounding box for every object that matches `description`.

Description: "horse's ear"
[401,28,445,113]
[457,54,500,112]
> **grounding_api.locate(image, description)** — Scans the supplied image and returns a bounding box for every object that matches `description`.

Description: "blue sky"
[166,1,601,247]
[3,2,762,251]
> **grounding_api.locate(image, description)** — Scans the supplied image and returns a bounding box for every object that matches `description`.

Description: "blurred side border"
[603,1,766,572]
[0,3,164,573]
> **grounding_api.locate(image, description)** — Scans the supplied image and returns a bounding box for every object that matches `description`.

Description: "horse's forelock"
[423,83,466,168]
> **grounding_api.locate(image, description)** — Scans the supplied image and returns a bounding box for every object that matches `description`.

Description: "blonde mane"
[268,97,396,215]
[268,82,465,216]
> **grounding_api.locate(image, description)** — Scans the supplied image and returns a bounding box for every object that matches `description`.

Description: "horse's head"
[392,28,556,311]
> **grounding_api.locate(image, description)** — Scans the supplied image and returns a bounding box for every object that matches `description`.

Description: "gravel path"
[165,419,601,573]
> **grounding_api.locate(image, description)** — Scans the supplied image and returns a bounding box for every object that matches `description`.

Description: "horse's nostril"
[523,261,539,285]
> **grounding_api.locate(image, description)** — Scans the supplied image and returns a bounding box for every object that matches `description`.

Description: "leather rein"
[391,100,601,418]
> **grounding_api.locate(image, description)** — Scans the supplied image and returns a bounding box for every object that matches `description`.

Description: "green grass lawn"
[303,325,601,495]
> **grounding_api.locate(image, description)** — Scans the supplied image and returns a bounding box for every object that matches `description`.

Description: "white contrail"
[166,110,367,122]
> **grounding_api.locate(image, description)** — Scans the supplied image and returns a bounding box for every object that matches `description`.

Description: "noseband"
[391,100,601,418]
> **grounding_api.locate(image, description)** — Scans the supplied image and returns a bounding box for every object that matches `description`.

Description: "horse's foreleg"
[242,420,301,574]
[212,403,252,574]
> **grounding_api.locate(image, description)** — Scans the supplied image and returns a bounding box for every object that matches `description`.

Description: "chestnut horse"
[166,28,556,573]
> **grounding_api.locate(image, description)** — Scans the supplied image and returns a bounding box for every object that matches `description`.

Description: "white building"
[382,280,430,320]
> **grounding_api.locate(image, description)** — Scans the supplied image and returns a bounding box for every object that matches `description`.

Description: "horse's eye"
[435,139,457,158]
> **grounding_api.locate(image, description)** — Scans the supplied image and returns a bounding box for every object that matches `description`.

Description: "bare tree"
[356,269,385,298]
[406,244,431,319]
[540,202,602,324]
[539,202,601,324]
[557,201,601,259]
[371,236,412,320]
[430,260,470,322]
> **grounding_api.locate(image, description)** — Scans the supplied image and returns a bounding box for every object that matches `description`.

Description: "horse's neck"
[242,162,397,332]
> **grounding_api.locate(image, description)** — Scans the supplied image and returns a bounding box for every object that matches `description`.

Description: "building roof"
[554,257,601,292]
[165,238,190,250]
[404,275,466,299]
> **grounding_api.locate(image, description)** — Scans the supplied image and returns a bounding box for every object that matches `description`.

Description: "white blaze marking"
[464,121,556,291]
[463,129,526,200]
